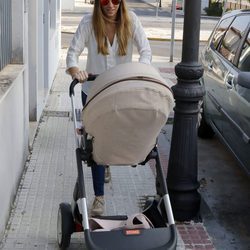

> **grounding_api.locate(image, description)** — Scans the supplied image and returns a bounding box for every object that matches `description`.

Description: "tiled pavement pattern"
[151,127,215,250]
[0,48,215,250]
[0,51,183,250]
[1,115,182,250]
[148,66,215,250]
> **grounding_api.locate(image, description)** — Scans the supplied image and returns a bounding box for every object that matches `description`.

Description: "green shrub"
[204,2,223,16]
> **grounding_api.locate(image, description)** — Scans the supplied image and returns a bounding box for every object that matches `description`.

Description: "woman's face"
[100,0,121,19]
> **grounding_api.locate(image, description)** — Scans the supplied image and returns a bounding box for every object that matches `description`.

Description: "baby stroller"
[57,62,177,249]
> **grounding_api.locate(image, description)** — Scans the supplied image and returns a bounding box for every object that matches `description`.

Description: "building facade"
[0,0,61,237]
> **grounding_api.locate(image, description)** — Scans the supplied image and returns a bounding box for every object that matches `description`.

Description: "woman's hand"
[73,70,89,83]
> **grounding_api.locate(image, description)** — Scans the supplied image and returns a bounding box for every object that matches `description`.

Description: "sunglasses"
[100,0,121,6]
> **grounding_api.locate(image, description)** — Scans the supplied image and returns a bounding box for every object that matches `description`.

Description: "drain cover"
[42,110,70,117]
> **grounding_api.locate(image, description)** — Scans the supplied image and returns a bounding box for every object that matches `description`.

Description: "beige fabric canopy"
[82,62,174,165]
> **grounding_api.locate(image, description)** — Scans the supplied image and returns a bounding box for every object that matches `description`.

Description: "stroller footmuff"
[83,62,174,165]
[57,62,177,250]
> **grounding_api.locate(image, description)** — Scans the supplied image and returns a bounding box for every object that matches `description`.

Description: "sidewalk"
[0,49,215,250]
[0,49,215,249]
[0,3,216,250]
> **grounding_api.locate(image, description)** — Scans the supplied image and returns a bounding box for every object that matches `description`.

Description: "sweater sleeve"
[66,15,92,73]
[131,11,152,64]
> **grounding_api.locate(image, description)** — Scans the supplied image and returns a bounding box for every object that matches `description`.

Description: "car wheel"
[57,203,75,249]
[198,105,215,139]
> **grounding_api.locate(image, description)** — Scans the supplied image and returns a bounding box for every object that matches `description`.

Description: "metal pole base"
[169,190,201,221]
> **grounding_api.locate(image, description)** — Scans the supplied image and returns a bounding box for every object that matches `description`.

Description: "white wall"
[0,0,61,238]
[0,0,30,237]
[28,0,39,121]
[61,0,75,11]
[0,67,28,236]
[29,0,61,121]
[48,0,61,89]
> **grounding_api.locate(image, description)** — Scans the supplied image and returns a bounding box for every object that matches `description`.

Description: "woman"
[66,0,152,216]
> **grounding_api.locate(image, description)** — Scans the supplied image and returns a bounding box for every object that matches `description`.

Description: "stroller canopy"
[83,62,174,165]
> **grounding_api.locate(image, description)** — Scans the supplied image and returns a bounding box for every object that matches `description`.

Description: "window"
[238,29,250,72]
[218,15,249,63]
[0,0,12,71]
[50,0,56,30]
[210,16,234,50]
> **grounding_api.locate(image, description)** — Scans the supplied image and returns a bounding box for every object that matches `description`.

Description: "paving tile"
[0,49,215,250]
[0,115,185,249]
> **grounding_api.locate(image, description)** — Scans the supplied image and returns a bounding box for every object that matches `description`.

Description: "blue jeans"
[82,91,105,196]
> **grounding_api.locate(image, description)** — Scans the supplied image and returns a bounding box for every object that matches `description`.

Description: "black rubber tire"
[198,108,215,139]
[57,203,75,250]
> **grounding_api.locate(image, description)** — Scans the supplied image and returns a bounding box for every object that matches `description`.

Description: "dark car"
[199,9,250,175]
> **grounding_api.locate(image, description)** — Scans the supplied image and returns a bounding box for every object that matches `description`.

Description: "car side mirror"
[235,72,250,89]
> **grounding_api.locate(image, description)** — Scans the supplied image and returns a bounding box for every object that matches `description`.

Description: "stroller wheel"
[57,203,75,249]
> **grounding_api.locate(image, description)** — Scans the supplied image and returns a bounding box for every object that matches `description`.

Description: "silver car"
[199,9,250,174]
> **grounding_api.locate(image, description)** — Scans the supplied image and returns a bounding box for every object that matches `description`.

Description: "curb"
[61,31,208,42]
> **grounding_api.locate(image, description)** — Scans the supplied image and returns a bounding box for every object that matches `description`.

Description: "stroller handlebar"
[69,74,97,97]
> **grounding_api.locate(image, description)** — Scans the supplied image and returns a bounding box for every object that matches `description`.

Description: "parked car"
[199,9,250,175]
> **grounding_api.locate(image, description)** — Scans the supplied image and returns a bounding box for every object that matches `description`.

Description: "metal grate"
[42,110,70,117]
[0,0,12,71]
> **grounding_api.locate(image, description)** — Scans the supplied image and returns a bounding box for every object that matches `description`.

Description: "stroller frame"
[57,79,177,250]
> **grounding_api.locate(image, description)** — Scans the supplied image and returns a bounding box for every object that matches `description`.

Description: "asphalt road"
[198,137,250,250]
[162,124,250,250]
[62,31,206,59]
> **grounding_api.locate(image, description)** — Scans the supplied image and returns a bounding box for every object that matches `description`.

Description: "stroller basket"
[86,225,176,250]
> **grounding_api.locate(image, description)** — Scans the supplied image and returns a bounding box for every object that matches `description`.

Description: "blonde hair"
[92,0,132,56]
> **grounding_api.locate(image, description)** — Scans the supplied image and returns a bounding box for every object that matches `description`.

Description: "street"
[61,0,215,56]
[198,136,250,250]
[62,31,206,59]
[160,123,250,250]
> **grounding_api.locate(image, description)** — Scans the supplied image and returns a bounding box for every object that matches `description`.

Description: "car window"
[218,15,249,63]
[210,16,234,50]
[238,29,250,72]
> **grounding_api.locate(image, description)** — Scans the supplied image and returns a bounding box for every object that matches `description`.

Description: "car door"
[200,15,235,135]
[201,12,250,173]
[222,22,250,173]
